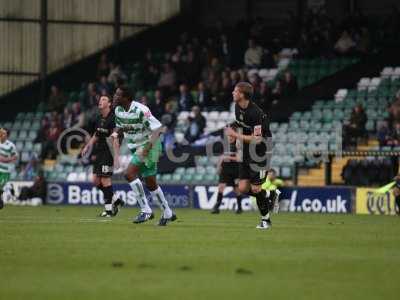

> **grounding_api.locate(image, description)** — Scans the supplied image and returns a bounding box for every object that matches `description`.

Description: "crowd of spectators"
[34,7,400,161]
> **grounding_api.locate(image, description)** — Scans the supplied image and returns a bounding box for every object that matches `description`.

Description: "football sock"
[254,190,269,217]
[102,185,114,213]
[129,178,152,213]
[150,186,172,218]
[215,192,223,208]
[396,195,400,214]
[236,194,243,211]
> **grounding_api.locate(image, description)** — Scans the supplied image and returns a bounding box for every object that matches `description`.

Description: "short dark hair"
[100,94,112,103]
[236,82,254,100]
[119,85,133,99]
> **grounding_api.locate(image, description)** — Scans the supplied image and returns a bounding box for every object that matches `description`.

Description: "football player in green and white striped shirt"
[113,86,176,226]
[0,128,18,209]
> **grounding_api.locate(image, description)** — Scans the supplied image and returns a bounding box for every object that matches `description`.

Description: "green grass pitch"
[0,206,399,300]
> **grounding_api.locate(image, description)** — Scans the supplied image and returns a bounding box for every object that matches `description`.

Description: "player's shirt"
[93,110,115,154]
[0,140,18,173]
[233,101,272,163]
[115,101,162,151]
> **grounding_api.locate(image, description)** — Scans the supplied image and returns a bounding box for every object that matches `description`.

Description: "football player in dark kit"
[225,82,277,229]
[211,135,243,214]
[82,95,124,217]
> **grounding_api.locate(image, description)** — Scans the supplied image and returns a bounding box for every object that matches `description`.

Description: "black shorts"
[93,150,113,177]
[239,162,268,186]
[219,162,239,186]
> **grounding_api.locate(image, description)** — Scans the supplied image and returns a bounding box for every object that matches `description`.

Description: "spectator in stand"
[35,117,50,144]
[377,121,392,147]
[244,39,263,68]
[184,106,206,143]
[97,53,110,78]
[151,89,165,120]
[271,80,283,104]
[71,102,85,128]
[158,63,177,94]
[48,85,67,113]
[389,92,400,126]
[182,50,201,86]
[178,83,194,111]
[196,81,212,110]
[334,30,356,55]
[83,82,99,109]
[255,81,272,113]
[98,75,112,95]
[230,70,240,87]
[217,77,233,110]
[143,64,160,89]
[21,154,40,181]
[218,34,232,67]
[387,122,400,147]
[161,102,177,149]
[108,62,127,86]
[343,105,367,147]
[207,72,221,98]
[61,106,73,129]
[40,119,63,160]
[281,71,298,97]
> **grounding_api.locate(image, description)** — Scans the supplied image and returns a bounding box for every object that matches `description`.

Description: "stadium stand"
[1,8,400,186]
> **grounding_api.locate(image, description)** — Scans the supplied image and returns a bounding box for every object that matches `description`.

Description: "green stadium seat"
[162,174,172,182]
[270,122,279,131]
[290,112,302,120]
[174,167,186,175]
[25,141,33,151]
[185,167,196,175]
[172,174,182,182]
[193,174,204,182]
[206,166,217,175]
[196,166,206,174]
[302,111,312,120]
[366,120,375,131]
[12,121,22,130]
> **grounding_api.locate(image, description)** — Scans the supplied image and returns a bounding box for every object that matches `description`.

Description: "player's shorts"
[130,141,162,178]
[219,162,239,186]
[93,150,113,177]
[0,172,10,189]
[239,162,268,186]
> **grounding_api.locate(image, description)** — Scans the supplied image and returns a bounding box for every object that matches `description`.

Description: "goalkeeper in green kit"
[112,86,176,226]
